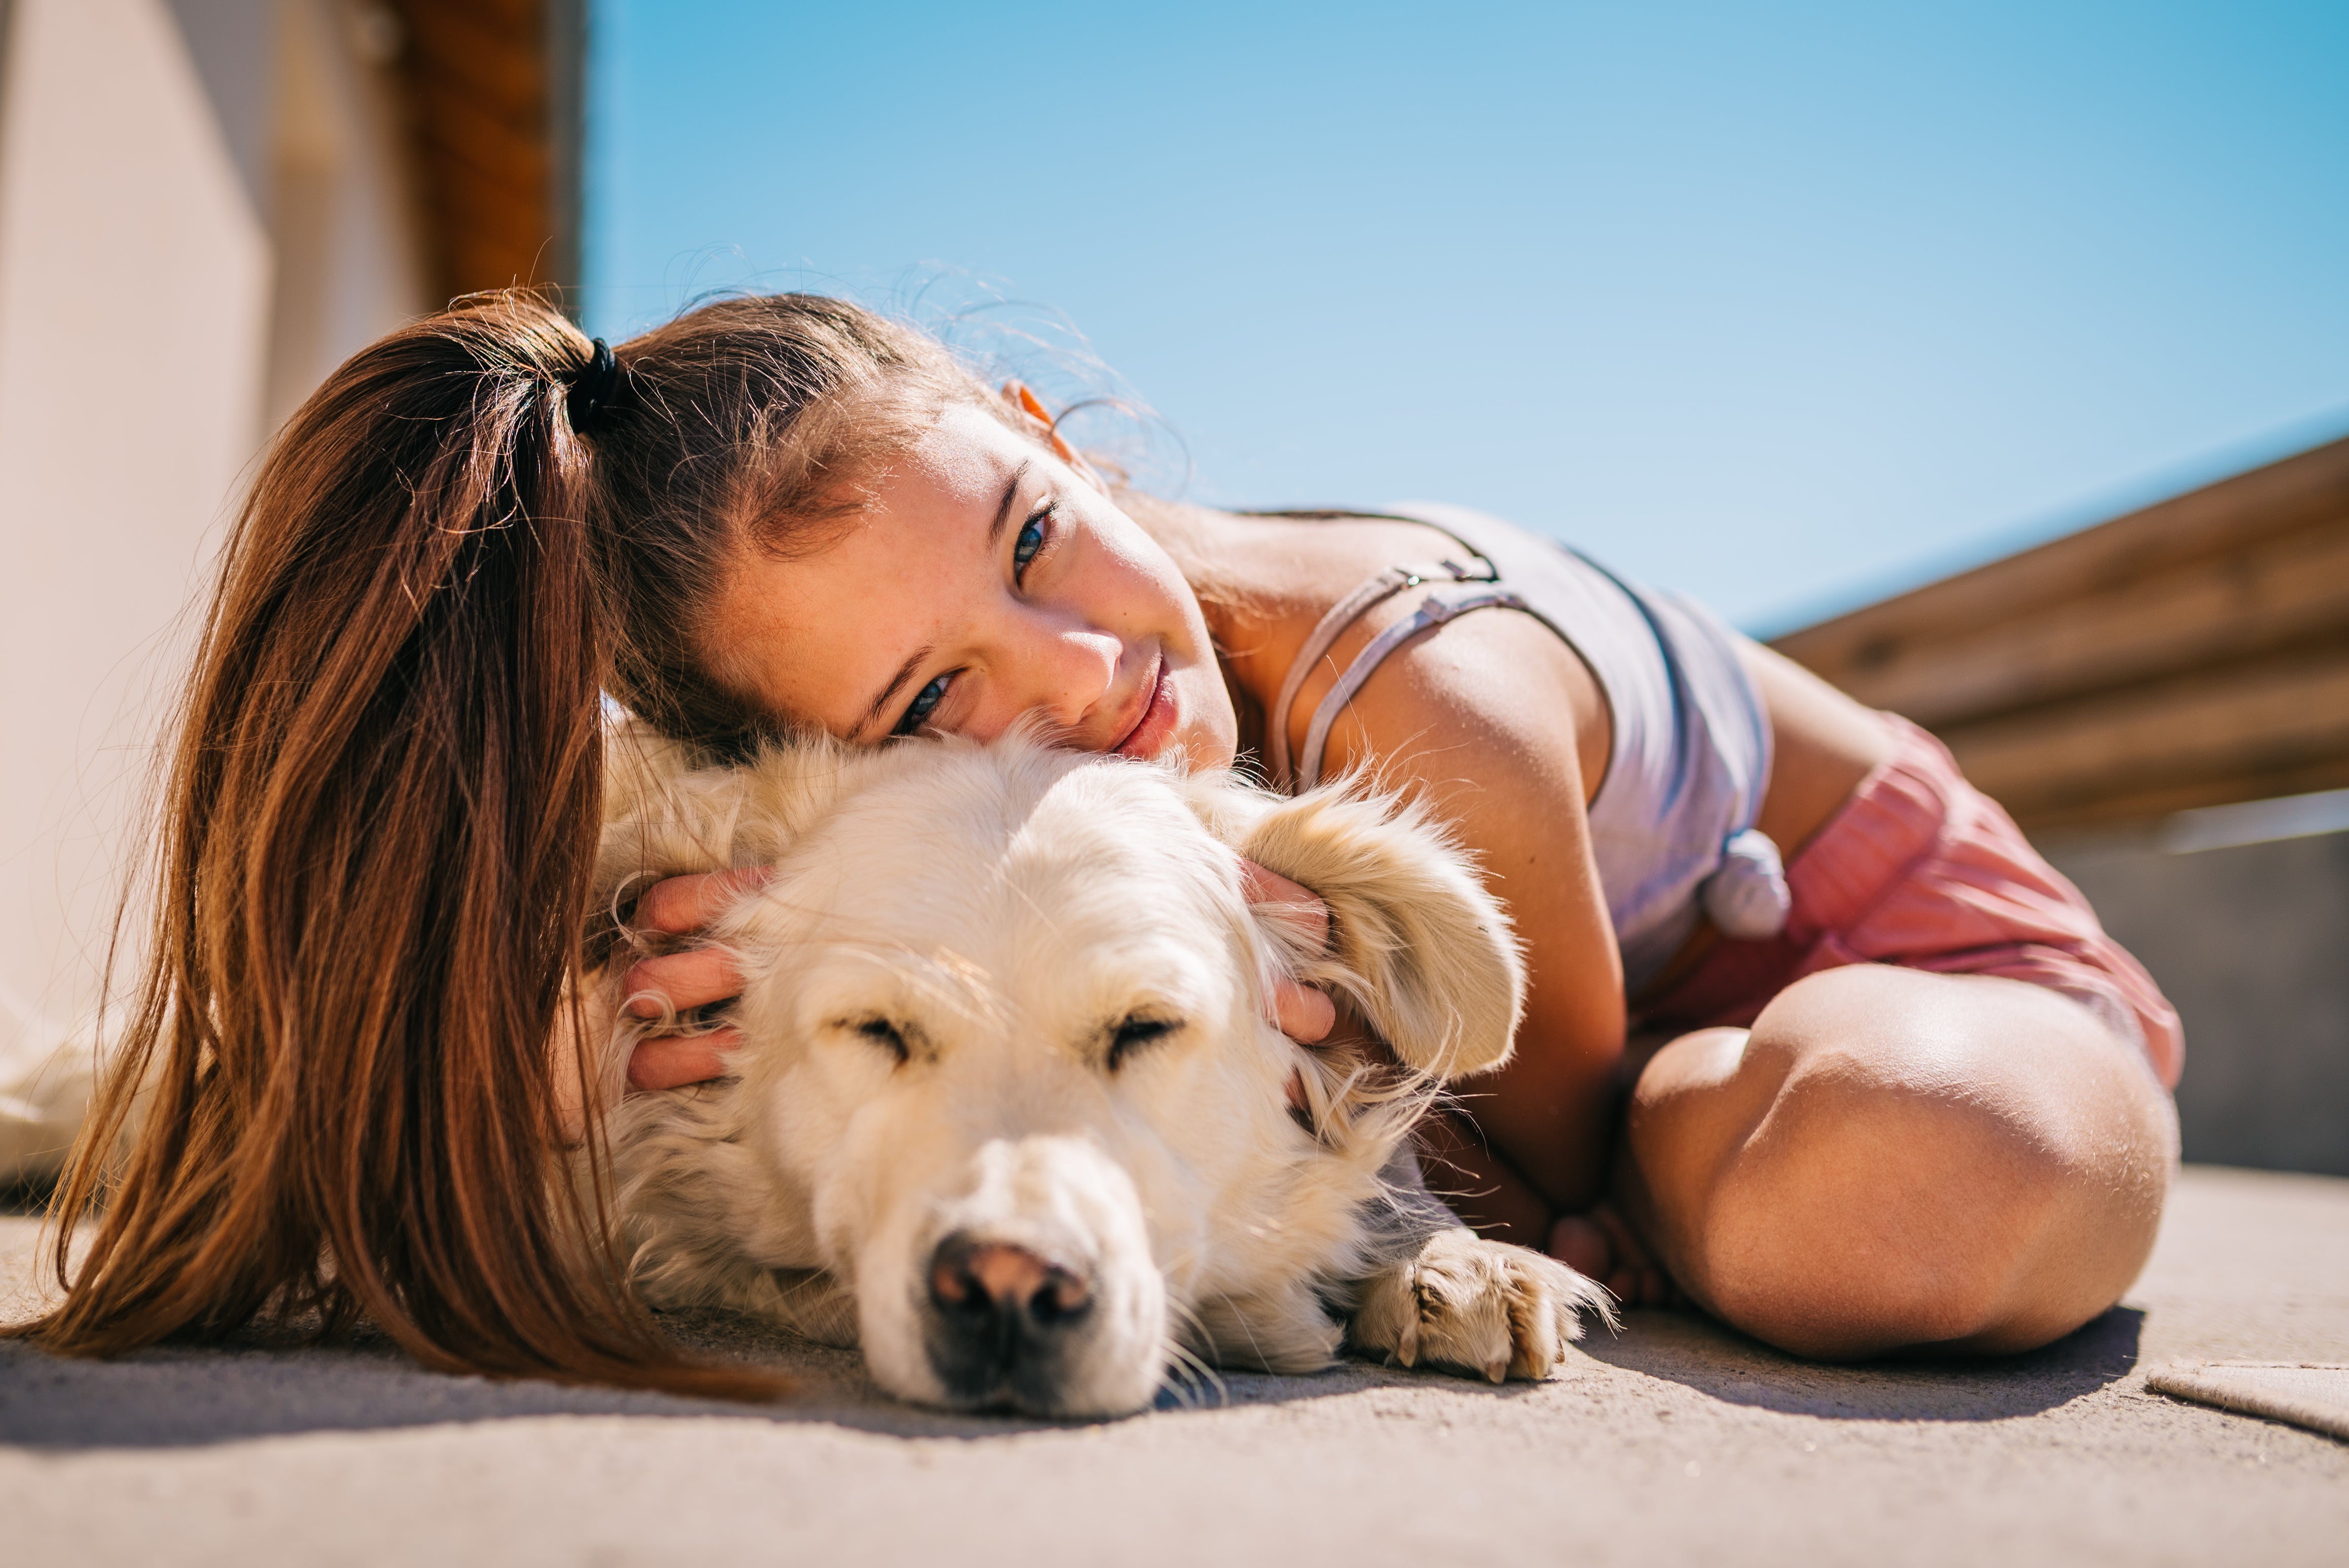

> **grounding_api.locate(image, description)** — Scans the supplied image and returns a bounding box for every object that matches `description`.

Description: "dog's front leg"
[1344,1144,1616,1382]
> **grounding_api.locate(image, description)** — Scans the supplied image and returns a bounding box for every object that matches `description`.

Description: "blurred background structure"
[1,1,2342,1181]
[0,0,583,1180]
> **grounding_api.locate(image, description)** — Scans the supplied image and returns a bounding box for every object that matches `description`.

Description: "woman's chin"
[1164,669,1239,771]
[1169,728,1237,772]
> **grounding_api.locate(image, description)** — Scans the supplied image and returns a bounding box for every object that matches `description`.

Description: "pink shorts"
[1634,715,2183,1089]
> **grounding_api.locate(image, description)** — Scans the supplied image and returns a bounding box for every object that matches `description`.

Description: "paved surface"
[3,1164,2344,1566]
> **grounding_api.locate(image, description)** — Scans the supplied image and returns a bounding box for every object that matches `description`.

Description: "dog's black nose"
[925,1233,1093,1398]
[930,1233,1091,1324]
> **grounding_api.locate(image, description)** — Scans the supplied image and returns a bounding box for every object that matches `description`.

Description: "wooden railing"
[1771,436,2349,832]
[390,0,581,303]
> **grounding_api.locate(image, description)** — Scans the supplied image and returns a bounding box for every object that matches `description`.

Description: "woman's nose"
[995,619,1120,739]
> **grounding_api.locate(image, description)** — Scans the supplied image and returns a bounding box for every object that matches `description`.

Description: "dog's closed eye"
[845,1016,910,1064]
[1106,1014,1180,1072]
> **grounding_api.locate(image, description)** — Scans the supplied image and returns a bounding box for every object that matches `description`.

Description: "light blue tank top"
[1257,504,1787,993]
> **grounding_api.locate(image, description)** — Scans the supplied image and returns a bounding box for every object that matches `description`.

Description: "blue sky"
[583,1,2348,633]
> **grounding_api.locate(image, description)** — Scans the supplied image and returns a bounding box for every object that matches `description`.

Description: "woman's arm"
[1293,601,1630,1213]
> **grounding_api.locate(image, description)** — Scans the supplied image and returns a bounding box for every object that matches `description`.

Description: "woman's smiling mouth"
[1112,654,1178,759]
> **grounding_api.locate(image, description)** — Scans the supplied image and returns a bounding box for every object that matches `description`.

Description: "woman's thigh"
[1622,963,2178,1360]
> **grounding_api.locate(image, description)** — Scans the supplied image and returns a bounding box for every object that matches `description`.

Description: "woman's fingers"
[621,947,746,1017]
[1239,861,1336,1045]
[620,870,765,1038]
[1237,859,1331,951]
[1269,978,1337,1044]
[634,866,772,935]
[626,1028,745,1092]
[609,870,763,1095]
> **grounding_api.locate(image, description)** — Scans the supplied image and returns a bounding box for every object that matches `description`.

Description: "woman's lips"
[1113,656,1179,759]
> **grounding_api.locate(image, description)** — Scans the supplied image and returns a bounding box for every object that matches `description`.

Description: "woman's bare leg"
[1615,965,2178,1359]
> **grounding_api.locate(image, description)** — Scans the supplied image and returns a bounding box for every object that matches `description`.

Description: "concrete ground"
[3,1164,2344,1567]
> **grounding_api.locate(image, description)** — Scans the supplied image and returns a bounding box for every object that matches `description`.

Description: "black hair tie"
[566,338,624,436]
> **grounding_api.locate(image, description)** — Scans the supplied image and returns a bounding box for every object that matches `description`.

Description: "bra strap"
[1294,586,1531,792]
[1264,556,1498,791]
[1265,567,1417,791]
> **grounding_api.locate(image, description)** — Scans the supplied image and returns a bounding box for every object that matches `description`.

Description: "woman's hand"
[1238,861,1337,1044]
[620,866,770,1090]
[619,861,1337,1093]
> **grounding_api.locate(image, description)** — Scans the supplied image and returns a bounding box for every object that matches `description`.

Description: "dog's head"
[598,732,1523,1417]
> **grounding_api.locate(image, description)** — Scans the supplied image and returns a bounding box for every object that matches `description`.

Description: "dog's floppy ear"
[1226,780,1525,1081]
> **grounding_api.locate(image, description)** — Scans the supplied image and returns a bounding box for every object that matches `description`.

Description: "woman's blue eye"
[1013,509,1048,577]
[895,673,952,736]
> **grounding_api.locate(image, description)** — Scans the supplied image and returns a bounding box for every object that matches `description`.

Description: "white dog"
[590,727,1611,1417]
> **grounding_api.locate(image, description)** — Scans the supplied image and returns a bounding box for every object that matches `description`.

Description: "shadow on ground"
[2,1298,2144,1450]
[1578,1303,2144,1421]
[0,1303,1456,1451]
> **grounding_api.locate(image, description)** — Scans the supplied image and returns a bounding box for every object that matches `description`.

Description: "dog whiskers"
[1160,1340,1227,1410]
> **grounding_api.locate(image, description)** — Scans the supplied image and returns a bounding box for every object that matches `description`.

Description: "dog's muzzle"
[922,1232,1096,1408]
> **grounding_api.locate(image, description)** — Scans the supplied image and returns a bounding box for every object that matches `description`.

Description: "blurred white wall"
[263,0,424,431]
[0,0,425,1180]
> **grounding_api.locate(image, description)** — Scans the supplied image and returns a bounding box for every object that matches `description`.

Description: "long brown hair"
[12,290,987,1389]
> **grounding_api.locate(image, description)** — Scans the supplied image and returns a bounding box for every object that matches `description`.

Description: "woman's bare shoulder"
[1133,500,1610,794]
[1309,596,1610,806]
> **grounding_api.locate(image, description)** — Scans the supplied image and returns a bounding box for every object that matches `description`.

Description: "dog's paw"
[1350,1228,1616,1383]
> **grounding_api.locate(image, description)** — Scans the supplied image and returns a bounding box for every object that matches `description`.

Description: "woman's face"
[709,398,1238,769]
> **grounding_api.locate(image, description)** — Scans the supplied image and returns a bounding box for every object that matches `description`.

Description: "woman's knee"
[1656,966,2176,1359]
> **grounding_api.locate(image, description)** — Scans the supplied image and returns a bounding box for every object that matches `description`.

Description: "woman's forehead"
[717,522,946,726]
[898,402,1031,498]
[712,408,1035,729]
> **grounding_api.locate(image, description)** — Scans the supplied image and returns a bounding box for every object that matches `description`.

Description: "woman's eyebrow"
[861,642,935,735]
[988,459,1032,546]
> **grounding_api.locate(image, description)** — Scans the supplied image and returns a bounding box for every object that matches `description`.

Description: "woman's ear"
[999,380,1109,495]
[1227,781,1526,1082]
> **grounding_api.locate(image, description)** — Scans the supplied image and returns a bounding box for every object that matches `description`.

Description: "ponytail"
[11,295,773,1395]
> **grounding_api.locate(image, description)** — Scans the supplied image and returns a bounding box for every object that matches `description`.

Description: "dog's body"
[591,728,1609,1416]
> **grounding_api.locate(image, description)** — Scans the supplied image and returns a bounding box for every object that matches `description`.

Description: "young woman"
[19,291,2180,1387]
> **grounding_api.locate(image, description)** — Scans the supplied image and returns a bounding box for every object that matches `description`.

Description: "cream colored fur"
[590,724,1611,1416]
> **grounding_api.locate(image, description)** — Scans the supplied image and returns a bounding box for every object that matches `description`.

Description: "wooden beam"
[1824,516,2349,727]
[411,83,552,195]
[2015,757,2349,834]
[1943,642,2349,827]
[1772,435,2349,830]
[402,7,546,115]
[1777,436,2349,704]
[387,0,579,302]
